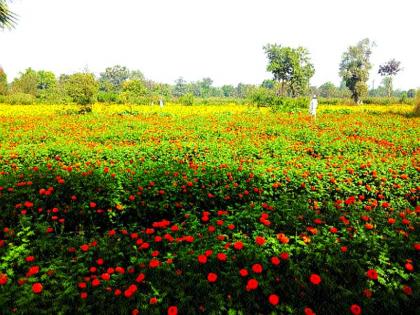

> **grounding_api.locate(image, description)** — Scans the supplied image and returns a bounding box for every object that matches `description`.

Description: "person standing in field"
[309,95,318,120]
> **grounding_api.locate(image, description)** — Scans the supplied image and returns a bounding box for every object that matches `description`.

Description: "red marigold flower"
[149,259,160,269]
[255,236,265,246]
[366,269,378,280]
[405,263,414,272]
[92,279,101,287]
[414,243,420,251]
[25,256,35,262]
[32,282,43,294]
[350,304,362,315]
[80,292,88,299]
[136,273,145,283]
[26,265,40,277]
[114,289,122,296]
[402,285,412,295]
[207,273,218,283]
[0,273,8,285]
[80,244,89,252]
[132,309,140,315]
[89,202,96,208]
[279,252,289,260]
[304,307,316,315]
[168,306,178,315]
[115,266,125,274]
[239,269,249,277]
[252,263,263,274]
[341,246,348,253]
[309,273,321,285]
[271,256,280,265]
[198,255,207,264]
[150,297,158,304]
[268,294,279,305]
[101,273,110,281]
[363,288,372,298]
[217,253,227,262]
[233,241,244,250]
[246,278,259,291]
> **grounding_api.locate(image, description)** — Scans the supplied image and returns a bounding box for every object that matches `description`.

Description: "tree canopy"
[339,38,374,104]
[263,44,315,97]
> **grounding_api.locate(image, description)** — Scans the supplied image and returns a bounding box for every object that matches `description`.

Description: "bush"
[179,93,194,106]
[4,92,36,105]
[97,91,119,103]
[62,73,98,105]
[413,90,420,117]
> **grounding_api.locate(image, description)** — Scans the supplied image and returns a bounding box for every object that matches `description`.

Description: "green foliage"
[0,67,7,95]
[99,65,131,92]
[4,92,36,104]
[249,87,308,111]
[179,92,194,105]
[62,73,98,105]
[413,90,420,117]
[339,38,374,104]
[318,82,338,98]
[263,43,315,97]
[11,68,38,96]
[0,0,17,29]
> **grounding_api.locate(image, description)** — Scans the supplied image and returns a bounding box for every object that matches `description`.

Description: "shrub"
[62,73,98,105]
[4,92,36,105]
[97,91,119,103]
[414,90,420,117]
[179,93,194,106]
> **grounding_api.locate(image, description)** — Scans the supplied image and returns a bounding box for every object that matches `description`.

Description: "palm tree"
[0,0,17,29]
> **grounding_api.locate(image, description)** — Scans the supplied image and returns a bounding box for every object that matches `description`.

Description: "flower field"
[0,104,418,315]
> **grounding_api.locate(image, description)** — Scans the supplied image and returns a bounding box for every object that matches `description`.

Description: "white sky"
[0,0,419,89]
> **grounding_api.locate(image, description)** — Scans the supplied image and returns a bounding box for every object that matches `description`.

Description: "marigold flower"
[32,282,43,294]
[198,255,207,264]
[246,278,258,291]
[268,294,279,305]
[366,269,378,280]
[349,304,362,315]
[255,236,265,246]
[168,306,178,315]
[252,263,263,274]
[207,272,218,283]
[309,273,321,285]
[0,273,8,285]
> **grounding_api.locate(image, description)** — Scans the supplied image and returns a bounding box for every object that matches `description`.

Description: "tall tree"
[0,67,7,95]
[339,38,374,104]
[263,44,315,97]
[99,65,130,92]
[0,0,16,29]
[173,77,187,97]
[318,82,338,98]
[378,59,401,97]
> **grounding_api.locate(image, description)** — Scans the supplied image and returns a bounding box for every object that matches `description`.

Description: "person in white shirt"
[309,95,318,120]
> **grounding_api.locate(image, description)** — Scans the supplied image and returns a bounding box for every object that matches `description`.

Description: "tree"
[221,85,236,97]
[407,89,416,98]
[263,43,315,97]
[173,77,187,97]
[0,67,7,95]
[37,71,57,91]
[0,0,16,29]
[378,59,401,97]
[318,82,338,98]
[339,38,374,104]
[261,79,275,89]
[11,68,38,96]
[99,65,130,92]
[62,73,98,106]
